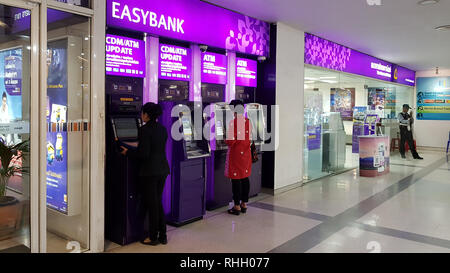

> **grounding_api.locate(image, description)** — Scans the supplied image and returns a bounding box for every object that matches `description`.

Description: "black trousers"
[399,127,419,158]
[231,177,250,206]
[139,175,167,241]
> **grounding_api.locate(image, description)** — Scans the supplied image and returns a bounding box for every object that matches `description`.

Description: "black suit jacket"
[127,121,170,177]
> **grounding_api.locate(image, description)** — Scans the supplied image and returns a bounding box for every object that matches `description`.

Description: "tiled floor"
[107,148,450,253]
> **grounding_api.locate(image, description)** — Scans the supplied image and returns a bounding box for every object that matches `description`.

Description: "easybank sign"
[107,0,270,57]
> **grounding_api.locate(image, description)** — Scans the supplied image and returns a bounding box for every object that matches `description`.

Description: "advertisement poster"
[0,48,23,124]
[307,125,322,150]
[105,34,145,78]
[368,88,386,117]
[236,58,257,87]
[46,39,69,214]
[159,44,191,81]
[385,88,397,119]
[330,88,355,121]
[416,77,450,120]
[359,136,390,177]
[201,52,227,85]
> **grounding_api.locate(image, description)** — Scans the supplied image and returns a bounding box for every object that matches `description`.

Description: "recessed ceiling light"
[418,0,439,5]
[435,25,450,31]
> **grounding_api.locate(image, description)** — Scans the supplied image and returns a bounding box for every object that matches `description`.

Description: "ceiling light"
[435,25,450,31]
[319,76,337,79]
[305,77,318,81]
[418,0,439,5]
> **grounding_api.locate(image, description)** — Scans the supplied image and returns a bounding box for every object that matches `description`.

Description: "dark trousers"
[231,177,250,206]
[139,175,167,241]
[400,127,419,158]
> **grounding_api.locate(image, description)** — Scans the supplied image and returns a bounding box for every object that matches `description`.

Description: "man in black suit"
[121,102,170,246]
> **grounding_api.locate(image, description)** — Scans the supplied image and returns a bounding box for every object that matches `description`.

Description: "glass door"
[0,0,39,253]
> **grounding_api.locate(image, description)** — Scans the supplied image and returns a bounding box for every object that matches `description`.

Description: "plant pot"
[0,196,23,240]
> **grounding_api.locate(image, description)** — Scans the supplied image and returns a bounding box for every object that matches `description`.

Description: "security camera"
[199,45,208,53]
[257,56,267,63]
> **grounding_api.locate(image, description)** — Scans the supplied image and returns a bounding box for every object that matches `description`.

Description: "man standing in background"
[398,104,423,160]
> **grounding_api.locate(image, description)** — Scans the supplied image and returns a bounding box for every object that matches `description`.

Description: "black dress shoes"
[414,156,424,160]
[140,238,160,246]
[158,235,168,245]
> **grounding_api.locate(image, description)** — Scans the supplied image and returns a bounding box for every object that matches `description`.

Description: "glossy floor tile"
[108,206,320,253]
[307,227,450,253]
[105,149,450,253]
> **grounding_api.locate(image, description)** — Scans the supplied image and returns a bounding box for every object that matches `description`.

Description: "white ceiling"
[205,0,450,71]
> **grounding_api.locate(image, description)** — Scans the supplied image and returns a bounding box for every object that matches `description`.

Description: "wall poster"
[46,39,69,214]
[330,88,355,121]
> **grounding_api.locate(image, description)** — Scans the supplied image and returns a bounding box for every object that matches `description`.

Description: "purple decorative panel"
[106,0,270,56]
[305,33,396,82]
[159,44,191,81]
[105,34,145,78]
[392,65,416,86]
[235,58,257,87]
[201,52,227,85]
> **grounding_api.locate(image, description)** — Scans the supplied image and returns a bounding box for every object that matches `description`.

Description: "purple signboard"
[159,44,191,81]
[392,65,416,86]
[106,0,270,57]
[201,52,227,85]
[305,33,396,82]
[106,34,145,78]
[236,58,257,87]
[12,8,73,34]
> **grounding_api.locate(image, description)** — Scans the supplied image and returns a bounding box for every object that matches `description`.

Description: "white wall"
[274,23,304,190]
[414,69,450,149]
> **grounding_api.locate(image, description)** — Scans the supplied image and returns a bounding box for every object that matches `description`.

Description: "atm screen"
[216,120,224,137]
[114,118,138,139]
[181,113,193,139]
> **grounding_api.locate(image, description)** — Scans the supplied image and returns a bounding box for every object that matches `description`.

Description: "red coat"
[224,115,252,179]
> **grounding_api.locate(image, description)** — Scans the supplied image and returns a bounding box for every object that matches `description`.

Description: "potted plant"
[0,139,29,239]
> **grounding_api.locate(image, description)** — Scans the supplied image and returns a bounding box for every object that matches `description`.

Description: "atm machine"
[105,76,143,245]
[322,112,346,172]
[244,103,265,197]
[205,102,233,211]
[158,81,211,226]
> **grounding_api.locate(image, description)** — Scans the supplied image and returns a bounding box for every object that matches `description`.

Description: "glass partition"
[45,8,91,253]
[303,65,414,182]
[0,4,32,253]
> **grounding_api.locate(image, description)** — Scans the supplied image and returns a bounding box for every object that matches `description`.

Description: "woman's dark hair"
[229,99,245,114]
[2,92,7,99]
[142,102,163,121]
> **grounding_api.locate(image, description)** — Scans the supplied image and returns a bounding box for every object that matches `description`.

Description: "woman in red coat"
[225,100,252,215]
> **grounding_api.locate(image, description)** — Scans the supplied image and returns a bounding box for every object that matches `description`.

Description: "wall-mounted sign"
[201,52,227,85]
[159,44,191,81]
[392,65,416,86]
[305,33,415,85]
[236,58,257,87]
[417,77,450,120]
[106,0,270,57]
[106,34,145,78]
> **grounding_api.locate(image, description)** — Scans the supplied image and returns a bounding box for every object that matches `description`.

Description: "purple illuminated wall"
[235,58,257,87]
[106,0,270,57]
[159,44,191,81]
[201,52,227,85]
[305,33,393,82]
[106,34,145,78]
[392,65,416,86]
